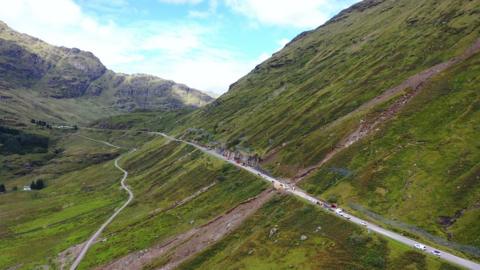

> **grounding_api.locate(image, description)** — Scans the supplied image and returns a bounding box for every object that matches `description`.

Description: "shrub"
[327,194,338,203]
[30,179,45,190]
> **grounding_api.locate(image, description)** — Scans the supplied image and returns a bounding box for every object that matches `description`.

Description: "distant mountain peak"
[0,21,214,122]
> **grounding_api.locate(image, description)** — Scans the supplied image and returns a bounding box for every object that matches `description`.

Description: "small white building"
[23,186,31,191]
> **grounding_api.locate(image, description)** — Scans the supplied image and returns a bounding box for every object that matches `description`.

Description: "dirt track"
[96,189,275,270]
[293,38,480,183]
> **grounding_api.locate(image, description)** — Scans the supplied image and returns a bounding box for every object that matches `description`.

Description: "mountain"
[0,20,213,124]
[155,0,479,255]
[1,0,480,269]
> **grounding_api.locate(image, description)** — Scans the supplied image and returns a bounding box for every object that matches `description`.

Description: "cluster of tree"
[0,185,20,194]
[0,126,49,154]
[31,119,52,129]
[31,119,78,130]
[30,179,45,190]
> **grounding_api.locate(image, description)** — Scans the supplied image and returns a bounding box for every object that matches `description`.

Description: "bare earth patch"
[96,188,275,270]
[293,38,480,183]
[57,241,86,270]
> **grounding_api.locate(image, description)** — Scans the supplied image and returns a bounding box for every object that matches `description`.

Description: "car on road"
[414,244,426,251]
[431,250,441,256]
[360,221,367,226]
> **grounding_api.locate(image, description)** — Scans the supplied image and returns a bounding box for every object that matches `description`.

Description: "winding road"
[70,136,136,270]
[152,132,480,270]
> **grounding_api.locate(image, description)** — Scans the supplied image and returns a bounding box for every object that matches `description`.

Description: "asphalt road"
[153,132,480,270]
[70,136,136,270]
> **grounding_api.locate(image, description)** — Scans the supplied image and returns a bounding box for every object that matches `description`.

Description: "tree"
[31,179,45,190]
[73,125,78,130]
[35,179,44,189]
[30,119,36,124]
[12,186,18,191]
[0,184,5,193]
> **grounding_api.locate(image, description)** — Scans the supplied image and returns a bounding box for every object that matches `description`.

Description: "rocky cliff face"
[0,21,213,115]
[40,48,107,98]
[0,38,50,88]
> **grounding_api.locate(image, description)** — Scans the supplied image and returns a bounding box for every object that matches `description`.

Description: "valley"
[1,0,479,269]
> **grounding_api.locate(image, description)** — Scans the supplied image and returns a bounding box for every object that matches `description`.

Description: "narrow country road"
[70,136,136,270]
[152,132,480,270]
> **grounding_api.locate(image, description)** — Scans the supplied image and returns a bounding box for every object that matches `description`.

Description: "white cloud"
[224,0,348,28]
[277,38,290,49]
[188,0,218,19]
[0,0,259,95]
[143,53,256,93]
[0,0,357,95]
[158,0,203,4]
[140,27,203,55]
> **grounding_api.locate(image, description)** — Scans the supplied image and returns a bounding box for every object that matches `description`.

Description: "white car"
[431,250,441,256]
[360,221,367,226]
[414,244,426,251]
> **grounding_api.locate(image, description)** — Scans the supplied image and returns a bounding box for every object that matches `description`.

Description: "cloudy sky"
[0,0,358,95]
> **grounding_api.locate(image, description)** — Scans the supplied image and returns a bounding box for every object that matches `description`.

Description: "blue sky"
[0,0,358,95]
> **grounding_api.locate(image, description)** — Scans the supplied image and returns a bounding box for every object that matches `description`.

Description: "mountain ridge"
[0,20,214,123]
[159,0,480,256]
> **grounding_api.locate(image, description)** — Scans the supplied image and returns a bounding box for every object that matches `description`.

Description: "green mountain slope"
[152,0,480,257]
[179,195,457,270]
[0,21,213,124]
[302,52,480,252]
[2,0,480,267]
[1,130,458,269]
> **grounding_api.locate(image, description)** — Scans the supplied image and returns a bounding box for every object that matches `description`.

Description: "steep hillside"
[301,52,480,254]
[0,130,268,269]
[158,0,480,256]
[1,130,458,269]
[179,195,457,270]
[0,21,213,124]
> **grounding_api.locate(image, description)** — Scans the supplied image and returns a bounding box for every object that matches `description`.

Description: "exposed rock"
[300,235,308,241]
[325,0,384,26]
[0,20,214,113]
[269,226,279,238]
[438,209,465,228]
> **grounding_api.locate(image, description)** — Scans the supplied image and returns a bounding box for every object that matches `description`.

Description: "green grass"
[137,0,480,260]
[171,0,479,161]
[178,195,458,270]
[2,0,480,268]
[0,129,150,269]
[0,127,266,269]
[300,53,480,257]
[0,155,124,269]
[76,137,268,269]
[0,20,213,126]
[89,108,194,132]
